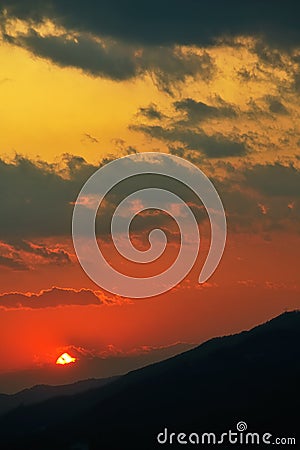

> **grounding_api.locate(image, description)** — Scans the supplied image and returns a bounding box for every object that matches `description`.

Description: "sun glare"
[56,352,77,365]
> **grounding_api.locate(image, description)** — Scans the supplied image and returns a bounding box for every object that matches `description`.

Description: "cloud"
[216,162,300,233]
[0,239,71,271]
[2,27,215,92]
[0,154,95,238]
[2,1,298,96]
[132,124,249,158]
[264,95,289,115]
[68,342,194,359]
[0,154,299,244]
[1,0,300,49]
[0,254,28,271]
[82,133,99,144]
[293,73,300,93]
[4,30,138,81]
[137,103,164,120]
[0,287,107,309]
[243,162,300,197]
[139,48,215,94]
[5,239,71,265]
[173,97,237,123]
[253,40,288,68]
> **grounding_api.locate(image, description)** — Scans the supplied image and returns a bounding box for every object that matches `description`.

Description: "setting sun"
[56,353,77,365]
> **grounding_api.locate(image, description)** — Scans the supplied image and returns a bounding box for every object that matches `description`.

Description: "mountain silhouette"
[0,376,118,416]
[0,311,299,449]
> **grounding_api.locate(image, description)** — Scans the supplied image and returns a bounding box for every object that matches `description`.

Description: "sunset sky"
[0,1,299,391]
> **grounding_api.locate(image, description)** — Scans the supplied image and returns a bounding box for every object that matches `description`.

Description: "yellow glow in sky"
[0,41,164,162]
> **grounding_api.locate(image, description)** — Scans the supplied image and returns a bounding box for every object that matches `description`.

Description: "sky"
[0,0,299,391]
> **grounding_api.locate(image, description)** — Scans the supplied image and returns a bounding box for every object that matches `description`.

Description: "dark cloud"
[1,0,300,49]
[264,95,289,115]
[173,98,237,123]
[0,154,299,244]
[7,239,71,264]
[132,124,248,158]
[0,154,95,237]
[293,73,300,93]
[236,67,258,82]
[253,41,288,68]
[137,104,164,120]
[0,287,105,309]
[1,1,297,92]
[247,42,300,93]
[0,238,71,271]
[3,29,215,92]
[140,49,214,95]
[4,30,137,81]
[213,167,300,234]
[243,163,300,197]
[158,149,300,232]
[82,133,99,144]
[0,254,28,271]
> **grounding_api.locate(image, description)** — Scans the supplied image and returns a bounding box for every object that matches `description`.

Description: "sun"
[56,352,77,365]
